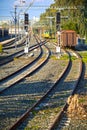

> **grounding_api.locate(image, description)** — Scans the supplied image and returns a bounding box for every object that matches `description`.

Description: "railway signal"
[56,12,61,24]
[24,13,29,32]
[56,12,61,31]
[24,13,29,24]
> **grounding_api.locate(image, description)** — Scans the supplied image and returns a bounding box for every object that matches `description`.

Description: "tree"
[40,0,87,40]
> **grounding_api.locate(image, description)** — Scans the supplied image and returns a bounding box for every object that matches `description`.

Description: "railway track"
[0,35,28,66]
[0,38,51,130]
[3,49,69,130]
[0,39,47,81]
[66,49,87,130]
[1,37,15,47]
[0,39,83,130]
[49,50,83,130]
[0,35,44,66]
[0,36,49,92]
[2,35,25,47]
[7,49,83,130]
[0,41,24,66]
[3,36,26,50]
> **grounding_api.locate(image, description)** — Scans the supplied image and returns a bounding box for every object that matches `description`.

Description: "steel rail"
[8,49,70,130]
[1,38,15,47]
[0,37,51,130]
[0,38,47,83]
[2,35,25,47]
[49,49,83,130]
[3,36,26,49]
[0,37,46,66]
[0,41,48,94]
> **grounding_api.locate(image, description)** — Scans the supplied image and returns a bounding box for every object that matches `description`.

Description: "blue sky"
[0,0,54,21]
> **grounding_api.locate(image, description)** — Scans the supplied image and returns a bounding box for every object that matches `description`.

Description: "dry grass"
[67,94,87,119]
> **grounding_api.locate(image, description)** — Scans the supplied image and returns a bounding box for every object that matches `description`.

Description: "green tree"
[40,0,87,40]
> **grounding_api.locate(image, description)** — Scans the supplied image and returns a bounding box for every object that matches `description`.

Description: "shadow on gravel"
[0,78,79,130]
[0,58,87,129]
[75,62,87,95]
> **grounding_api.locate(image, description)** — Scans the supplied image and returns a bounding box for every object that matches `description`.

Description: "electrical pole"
[56,12,61,57]
[14,5,17,49]
[46,16,54,38]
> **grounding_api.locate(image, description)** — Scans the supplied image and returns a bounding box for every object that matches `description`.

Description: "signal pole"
[46,16,54,38]
[14,5,17,49]
[56,12,61,56]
